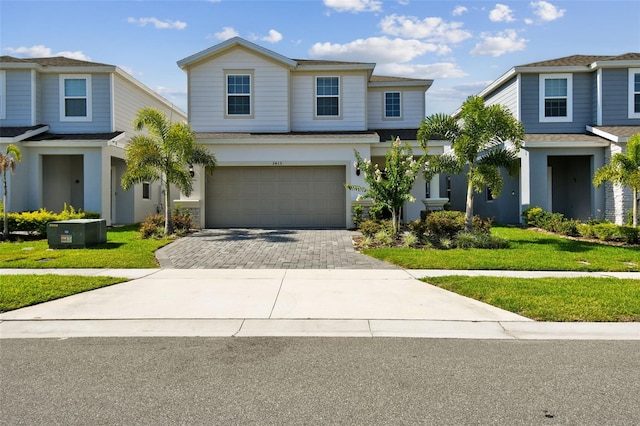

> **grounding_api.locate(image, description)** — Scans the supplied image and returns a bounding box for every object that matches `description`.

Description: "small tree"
[121,107,216,235]
[347,137,427,235]
[593,133,640,227]
[1,144,22,240]
[418,96,524,232]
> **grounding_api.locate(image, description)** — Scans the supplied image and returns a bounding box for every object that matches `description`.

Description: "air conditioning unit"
[47,219,107,249]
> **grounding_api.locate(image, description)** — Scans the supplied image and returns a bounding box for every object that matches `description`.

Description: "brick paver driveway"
[155,229,396,269]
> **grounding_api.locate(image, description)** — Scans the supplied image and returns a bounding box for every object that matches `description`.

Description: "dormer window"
[539,74,572,123]
[629,68,640,119]
[384,92,401,119]
[316,76,340,117]
[226,72,252,117]
[60,75,92,122]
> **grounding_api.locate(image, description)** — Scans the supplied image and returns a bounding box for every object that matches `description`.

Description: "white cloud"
[471,29,527,57]
[452,6,468,16]
[155,86,187,97]
[260,29,283,43]
[530,1,566,21]
[376,62,468,79]
[127,17,187,30]
[489,4,515,22]
[309,37,441,63]
[379,14,472,44]
[323,0,382,13]
[212,26,240,40]
[524,18,534,25]
[4,45,91,60]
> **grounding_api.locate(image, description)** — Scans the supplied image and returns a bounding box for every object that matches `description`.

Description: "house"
[0,56,187,225]
[445,53,640,225]
[175,37,442,229]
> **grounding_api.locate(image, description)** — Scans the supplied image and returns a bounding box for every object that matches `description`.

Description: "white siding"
[485,76,519,118]
[367,87,425,130]
[188,49,290,132]
[291,72,367,131]
[113,73,187,137]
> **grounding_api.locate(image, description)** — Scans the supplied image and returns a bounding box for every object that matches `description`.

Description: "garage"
[205,166,346,228]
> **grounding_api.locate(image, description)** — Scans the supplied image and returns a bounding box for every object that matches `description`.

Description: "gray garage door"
[205,166,346,228]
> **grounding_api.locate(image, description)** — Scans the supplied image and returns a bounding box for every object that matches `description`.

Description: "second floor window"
[60,75,92,121]
[0,70,5,119]
[539,74,572,123]
[385,92,401,118]
[316,77,339,117]
[227,74,251,116]
[630,69,640,119]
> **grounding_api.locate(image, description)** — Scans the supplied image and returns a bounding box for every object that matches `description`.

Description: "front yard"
[365,226,640,272]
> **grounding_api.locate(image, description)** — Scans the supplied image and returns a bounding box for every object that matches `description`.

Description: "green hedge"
[4,205,100,236]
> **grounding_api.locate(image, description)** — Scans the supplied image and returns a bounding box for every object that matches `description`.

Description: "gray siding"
[602,68,640,125]
[40,73,112,133]
[367,87,426,130]
[485,76,519,118]
[520,73,594,133]
[1,70,32,126]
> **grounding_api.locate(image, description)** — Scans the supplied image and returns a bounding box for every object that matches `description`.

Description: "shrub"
[368,203,392,221]
[423,210,491,241]
[522,206,552,228]
[400,231,418,248]
[139,214,165,239]
[453,231,510,249]
[438,236,454,249]
[5,205,99,236]
[592,223,619,241]
[408,219,428,242]
[618,226,639,244]
[577,223,596,239]
[171,207,193,234]
[555,218,581,237]
[454,232,477,249]
[374,229,393,246]
[352,204,364,228]
[359,220,383,238]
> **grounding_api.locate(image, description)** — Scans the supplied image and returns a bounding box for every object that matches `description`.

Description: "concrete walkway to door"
[155,229,396,269]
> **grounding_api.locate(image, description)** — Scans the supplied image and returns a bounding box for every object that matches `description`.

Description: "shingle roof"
[520,53,640,67]
[294,59,374,66]
[0,55,112,67]
[195,131,378,140]
[25,132,124,142]
[524,133,608,143]
[0,125,48,138]
[370,75,431,83]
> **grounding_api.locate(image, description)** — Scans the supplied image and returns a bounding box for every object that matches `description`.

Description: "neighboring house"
[446,54,640,224]
[175,37,440,229]
[0,56,187,225]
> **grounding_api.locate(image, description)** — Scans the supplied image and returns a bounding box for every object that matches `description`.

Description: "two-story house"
[175,37,441,229]
[0,56,187,225]
[445,54,640,225]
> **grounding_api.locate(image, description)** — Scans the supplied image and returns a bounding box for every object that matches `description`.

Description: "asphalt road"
[1,337,639,425]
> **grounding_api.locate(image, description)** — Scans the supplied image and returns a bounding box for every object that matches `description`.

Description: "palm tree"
[593,133,640,227]
[418,96,525,232]
[1,144,22,240]
[121,107,216,235]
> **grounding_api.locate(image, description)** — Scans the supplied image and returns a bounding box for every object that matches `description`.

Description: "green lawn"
[423,275,640,322]
[366,226,640,271]
[0,274,128,312]
[0,225,172,269]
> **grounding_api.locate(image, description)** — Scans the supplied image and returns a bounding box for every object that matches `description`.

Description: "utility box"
[47,219,107,249]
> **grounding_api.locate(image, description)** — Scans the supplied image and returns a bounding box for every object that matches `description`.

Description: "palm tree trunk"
[164,182,173,235]
[464,180,474,232]
[2,174,8,240]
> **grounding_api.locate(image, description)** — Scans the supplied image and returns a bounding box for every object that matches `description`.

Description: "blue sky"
[2,0,639,115]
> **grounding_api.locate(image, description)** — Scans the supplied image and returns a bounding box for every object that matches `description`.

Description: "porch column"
[422,174,449,211]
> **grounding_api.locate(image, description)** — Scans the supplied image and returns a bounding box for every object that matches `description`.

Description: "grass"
[0,225,173,269]
[423,276,640,322]
[365,226,640,271]
[0,274,128,312]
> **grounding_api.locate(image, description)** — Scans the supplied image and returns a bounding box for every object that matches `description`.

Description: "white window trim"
[224,71,253,118]
[383,91,402,120]
[59,74,92,122]
[314,76,341,119]
[539,73,572,123]
[0,70,6,120]
[142,182,151,200]
[629,68,640,119]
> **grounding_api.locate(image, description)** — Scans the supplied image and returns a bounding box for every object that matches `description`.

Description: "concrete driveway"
[155,229,396,269]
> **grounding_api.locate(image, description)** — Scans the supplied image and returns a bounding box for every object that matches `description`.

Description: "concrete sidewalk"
[1,268,638,340]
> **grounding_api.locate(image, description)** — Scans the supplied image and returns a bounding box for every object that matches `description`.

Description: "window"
[60,75,92,121]
[486,187,495,202]
[226,73,251,116]
[0,70,5,119]
[316,76,339,117]
[629,68,640,119]
[142,182,150,200]
[539,74,572,123]
[384,92,401,118]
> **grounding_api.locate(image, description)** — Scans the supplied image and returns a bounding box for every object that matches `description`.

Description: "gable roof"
[0,56,112,67]
[520,53,640,68]
[177,37,298,69]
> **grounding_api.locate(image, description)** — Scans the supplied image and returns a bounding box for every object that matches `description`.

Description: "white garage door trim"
[205,166,346,228]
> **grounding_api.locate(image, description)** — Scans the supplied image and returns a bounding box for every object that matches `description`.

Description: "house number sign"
[272,161,283,166]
